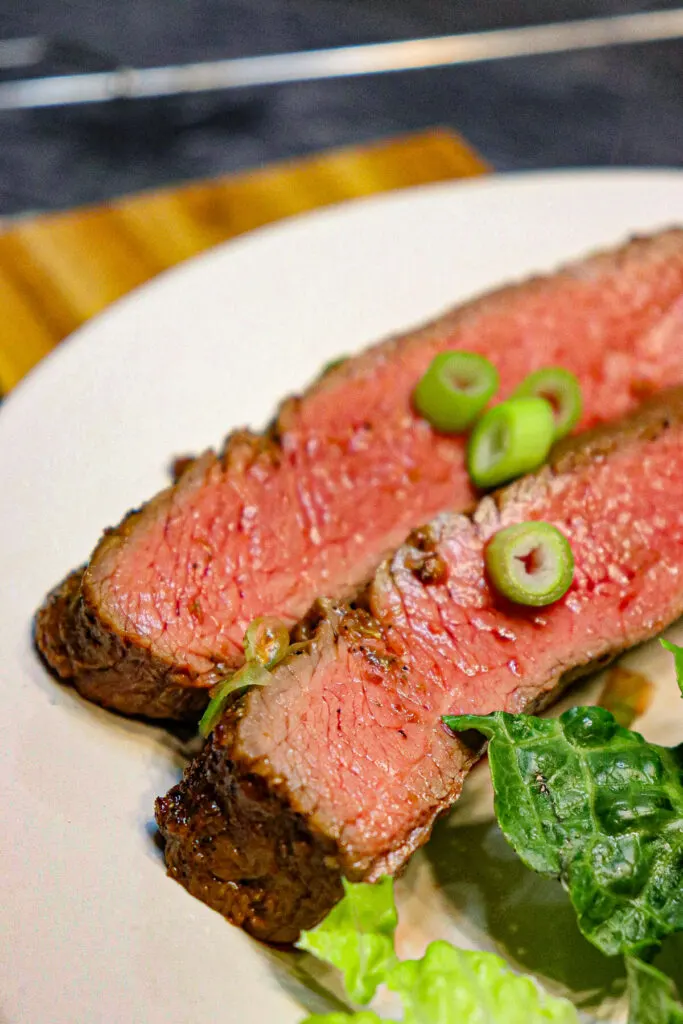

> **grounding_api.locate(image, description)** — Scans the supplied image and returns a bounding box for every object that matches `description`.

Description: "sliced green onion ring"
[244,616,290,668]
[485,521,574,607]
[513,367,582,440]
[198,661,271,738]
[467,397,555,490]
[414,351,499,433]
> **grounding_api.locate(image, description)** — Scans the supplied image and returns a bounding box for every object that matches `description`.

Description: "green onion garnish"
[244,616,290,668]
[320,354,349,376]
[199,615,290,737]
[467,397,554,489]
[485,521,574,607]
[513,367,582,440]
[198,661,270,738]
[413,351,499,433]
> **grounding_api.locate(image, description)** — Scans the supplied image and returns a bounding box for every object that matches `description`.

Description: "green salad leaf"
[296,876,398,1004]
[302,1013,389,1024]
[626,957,683,1024]
[443,706,683,958]
[388,941,577,1024]
[301,645,683,1024]
[661,639,683,696]
[298,877,577,1024]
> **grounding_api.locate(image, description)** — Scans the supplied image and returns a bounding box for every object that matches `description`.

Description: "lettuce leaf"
[443,706,683,958]
[301,1013,389,1024]
[296,876,398,1004]
[626,957,683,1023]
[388,941,577,1024]
[297,877,577,1023]
[661,639,683,696]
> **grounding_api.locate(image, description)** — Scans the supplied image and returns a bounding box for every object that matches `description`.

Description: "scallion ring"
[467,397,555,490]
[485,521,574,607]
[198,661,271,738]
[244,616,290,668]
[414,351,499,433]
[513,367,582,440]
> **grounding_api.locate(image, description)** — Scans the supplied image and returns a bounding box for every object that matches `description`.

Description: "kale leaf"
[626,957,683,1023]
[661,639,683,697]
[443,707,683,958]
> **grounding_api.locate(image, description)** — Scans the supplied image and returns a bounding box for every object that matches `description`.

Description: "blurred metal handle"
[1,9,683,110]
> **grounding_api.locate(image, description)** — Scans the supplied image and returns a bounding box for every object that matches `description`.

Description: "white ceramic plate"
[4,170,683,1024]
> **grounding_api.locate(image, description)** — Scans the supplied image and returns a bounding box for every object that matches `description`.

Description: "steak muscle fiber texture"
[36,230,683,719]
[156,389,683,943]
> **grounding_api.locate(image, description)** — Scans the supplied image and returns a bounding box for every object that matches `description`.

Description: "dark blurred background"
[2,0,683,215]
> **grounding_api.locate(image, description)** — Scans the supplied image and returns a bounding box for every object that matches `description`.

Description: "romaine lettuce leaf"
[661,639,683,696]
[301,1013,389,1024]
[297,877,577,1023]
[296,876,397,1004]
[626,957,683,1023]
[388,941,577,1024]
[443,707,683,958]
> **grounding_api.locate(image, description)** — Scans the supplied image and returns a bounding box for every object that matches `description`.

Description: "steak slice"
[156,389,683,943]
[36,230,683,719]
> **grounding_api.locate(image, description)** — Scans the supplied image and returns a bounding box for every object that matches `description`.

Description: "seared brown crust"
[156,704,344,943]
[34,569,83,679]
[35,229,683,719]
[155,388,683,941]
[35,569,210,720]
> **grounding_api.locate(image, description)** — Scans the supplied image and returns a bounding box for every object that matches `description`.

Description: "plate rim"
[5,165,683,420]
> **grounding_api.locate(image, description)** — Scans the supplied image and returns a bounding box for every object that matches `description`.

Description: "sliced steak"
[156,389,683,942]
[36,231,683,719]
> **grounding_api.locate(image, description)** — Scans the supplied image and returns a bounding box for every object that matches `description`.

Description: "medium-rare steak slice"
[156,389,683,942]
[36,231,683,719]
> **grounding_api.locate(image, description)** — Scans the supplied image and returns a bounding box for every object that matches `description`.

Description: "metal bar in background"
[1,9,683,110]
